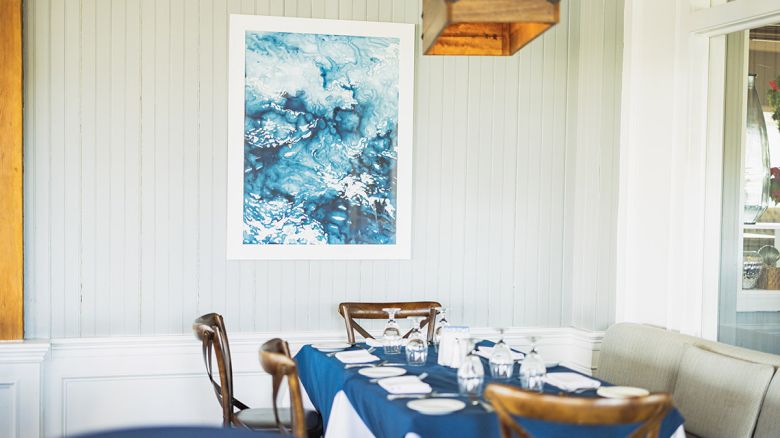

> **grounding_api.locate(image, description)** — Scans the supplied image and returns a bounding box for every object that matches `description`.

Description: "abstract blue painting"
[227,16,413,259]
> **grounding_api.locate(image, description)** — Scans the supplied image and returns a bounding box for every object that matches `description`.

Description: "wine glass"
[382,308,402,355]
[433,307,449,348]
[457,338,484,396]
[405,317,428,366]
[489,328,514,380]
[519,336,546,392]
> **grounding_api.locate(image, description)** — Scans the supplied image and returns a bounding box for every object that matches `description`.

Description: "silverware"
[369,371,427,384]
[344,359,386,369]
[371,370,428,383]
[467,394,495,412]
[386,391,462,400]
[570,387,593,394]
[345,361,406,369]
[479,400,495,412]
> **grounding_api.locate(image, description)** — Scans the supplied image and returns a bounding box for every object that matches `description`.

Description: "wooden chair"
[259,338,322,438]
[337,301,441,344]
[484,383,673,438]
[192,313,321,436]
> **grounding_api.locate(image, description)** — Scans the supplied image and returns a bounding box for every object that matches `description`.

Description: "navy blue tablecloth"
[295,343,684,438]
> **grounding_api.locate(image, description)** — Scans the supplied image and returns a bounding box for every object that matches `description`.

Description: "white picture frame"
[226,15,414,260]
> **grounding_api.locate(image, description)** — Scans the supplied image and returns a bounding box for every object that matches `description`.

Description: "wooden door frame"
[0,0,24,340]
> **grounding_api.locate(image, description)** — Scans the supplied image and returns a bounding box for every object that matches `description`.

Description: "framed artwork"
[227,15,414,260]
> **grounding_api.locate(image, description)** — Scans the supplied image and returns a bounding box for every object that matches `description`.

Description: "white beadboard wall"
[23,0,623,338]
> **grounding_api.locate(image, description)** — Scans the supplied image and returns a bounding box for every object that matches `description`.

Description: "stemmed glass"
[405,317,428,366]
[382,308,402,355]
[433,307,449,349]
[519,336,546,392]
[489,328,514,380]
[457,337,485,396]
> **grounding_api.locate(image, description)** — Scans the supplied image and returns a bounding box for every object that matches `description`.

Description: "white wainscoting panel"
[0,381,17,438]
[23,0,625,338]
[23,328,603,437]
[0,342,50,438]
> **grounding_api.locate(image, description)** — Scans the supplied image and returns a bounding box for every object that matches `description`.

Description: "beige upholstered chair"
[596,323,780,438]
[671,345,774,438]
[754,370,780,438]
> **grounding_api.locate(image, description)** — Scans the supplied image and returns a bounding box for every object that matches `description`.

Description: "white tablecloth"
[298,384,686,438]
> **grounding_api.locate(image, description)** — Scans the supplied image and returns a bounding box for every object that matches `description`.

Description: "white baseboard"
[1,327,603,437]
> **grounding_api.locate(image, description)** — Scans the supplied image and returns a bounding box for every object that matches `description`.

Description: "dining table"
[294,341,686,438]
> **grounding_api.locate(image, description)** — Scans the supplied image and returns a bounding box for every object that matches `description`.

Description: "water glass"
[433,307,449,348]
[489,329,514,380]
[457,339,484,396]
[405,317,428,366]
[382,308,402,355]
[519,336,546,392]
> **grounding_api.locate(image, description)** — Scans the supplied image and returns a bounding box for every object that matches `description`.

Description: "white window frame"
[682,0,780,339]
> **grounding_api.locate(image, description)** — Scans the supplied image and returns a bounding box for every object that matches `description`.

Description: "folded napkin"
[365,338,409,348]
[544,372,601,391]
[474,346,524,361]
[334,350,380,364]
[378,375,432,395]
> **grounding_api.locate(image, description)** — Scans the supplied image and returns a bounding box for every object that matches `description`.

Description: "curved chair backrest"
[260,338,306,438]
[484,384,673,438]
[193,313,245,426]
[337,301,441,344]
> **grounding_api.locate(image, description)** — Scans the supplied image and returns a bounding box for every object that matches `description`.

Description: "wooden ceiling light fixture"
[422,0,560,56]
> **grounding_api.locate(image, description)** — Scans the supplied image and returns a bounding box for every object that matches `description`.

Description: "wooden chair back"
[193,313,249,427]
[337,301,441,344]
[484,384,673,438]
[259,338,307,438]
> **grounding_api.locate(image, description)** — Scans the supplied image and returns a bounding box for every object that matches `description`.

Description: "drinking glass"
[382,308,402,355]
[457,338,484,396]
[405,317,428,366]
[489,328,514,380]
[433,307,449,349]
[519,336,546,392]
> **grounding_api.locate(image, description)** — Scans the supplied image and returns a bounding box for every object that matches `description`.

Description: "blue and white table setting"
[293,339,687,438]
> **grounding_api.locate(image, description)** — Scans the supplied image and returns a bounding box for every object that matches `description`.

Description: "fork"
[344,359,386,369]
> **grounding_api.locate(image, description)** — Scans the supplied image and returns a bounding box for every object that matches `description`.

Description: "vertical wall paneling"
[49,0,66,338]
[565,0,624,330]
[33,0,52,338]
[24,0,625,337]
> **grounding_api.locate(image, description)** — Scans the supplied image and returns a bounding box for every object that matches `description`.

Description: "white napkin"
[334,350,380,364]
[474,346,524,361]
[544,372,601,391]
[378,375,432,395]
[365,338,409,348]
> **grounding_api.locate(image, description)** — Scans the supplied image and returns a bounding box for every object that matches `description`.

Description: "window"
[722,24,780,354]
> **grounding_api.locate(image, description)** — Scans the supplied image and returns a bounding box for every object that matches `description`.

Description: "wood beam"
[0,0,24,340]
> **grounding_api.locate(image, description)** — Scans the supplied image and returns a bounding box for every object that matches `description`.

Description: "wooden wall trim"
[0,0,24,340]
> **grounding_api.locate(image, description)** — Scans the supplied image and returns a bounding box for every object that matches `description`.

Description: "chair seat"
[236,408,322,436]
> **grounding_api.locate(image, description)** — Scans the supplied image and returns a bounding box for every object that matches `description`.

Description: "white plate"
[312,342,351,352]
[597,386,650,399]
[407,398,466,415]
[358,366,407,379]
[545,362,560,368]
